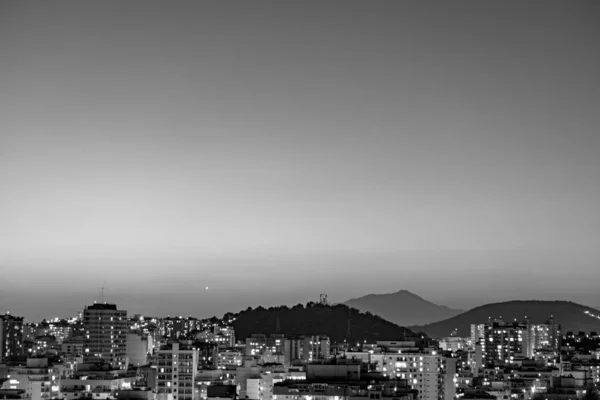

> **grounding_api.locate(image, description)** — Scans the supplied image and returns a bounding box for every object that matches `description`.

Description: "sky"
[1,1,599,321]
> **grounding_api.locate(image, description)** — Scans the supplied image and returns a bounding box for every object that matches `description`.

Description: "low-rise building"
[346,348,456,400]
[61,370,138,400]
[127,332,152,367]
[439,337,467,353]
[245,334,286,358]
[273,379,417,400]
[61,338,85,357]
[216,350,243,369]
[0,358,63,400]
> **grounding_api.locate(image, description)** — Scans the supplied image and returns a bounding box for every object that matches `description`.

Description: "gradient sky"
[1,1,599,321]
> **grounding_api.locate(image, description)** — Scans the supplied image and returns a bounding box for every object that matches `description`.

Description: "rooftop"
[273,379,415,398]
[86,303,119,311]
[1,313,24,321]
[462,392,496,400]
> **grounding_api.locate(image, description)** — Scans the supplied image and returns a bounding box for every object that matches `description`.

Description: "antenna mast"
[100,280,107,303]
[320,293,328,305]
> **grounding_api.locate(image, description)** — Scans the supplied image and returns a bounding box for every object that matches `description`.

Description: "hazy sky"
[1,1,599,321]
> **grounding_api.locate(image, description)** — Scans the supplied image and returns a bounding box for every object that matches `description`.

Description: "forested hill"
[226,302,425,343]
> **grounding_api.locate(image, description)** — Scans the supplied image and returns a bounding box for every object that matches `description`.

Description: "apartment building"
[156,342,199,400]
[83,303,128,368]
[0,312,24,362]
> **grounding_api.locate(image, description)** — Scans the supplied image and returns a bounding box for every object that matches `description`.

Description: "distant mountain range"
[343,290,464,327]
[411,300,600,338]
[227,302,427,343]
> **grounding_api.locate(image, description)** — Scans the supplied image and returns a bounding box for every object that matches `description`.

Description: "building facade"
[0,312,24,362]
[216,350,243,369]
[127,332,152,367]
[245,334,286,357]
[284,335,331,363]
[156,342,199,400]
[482,320,527,366]
[347,348,455,400]
[479,318,561,366]
[83,303,128,368]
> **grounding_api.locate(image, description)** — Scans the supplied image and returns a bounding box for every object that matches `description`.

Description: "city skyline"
[3,283,600,323]
[2,1,600,321]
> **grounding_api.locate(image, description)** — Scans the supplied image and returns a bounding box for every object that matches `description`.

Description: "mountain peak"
[395,289,425,299]
[344,290,462,327]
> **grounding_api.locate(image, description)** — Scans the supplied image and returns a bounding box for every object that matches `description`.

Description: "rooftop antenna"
[320,293,328,305]
[100,281,107,303]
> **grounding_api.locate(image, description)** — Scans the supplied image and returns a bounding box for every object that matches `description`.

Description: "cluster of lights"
[584,310,600,321]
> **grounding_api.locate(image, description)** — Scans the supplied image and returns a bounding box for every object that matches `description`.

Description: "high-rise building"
[468,341,483,374]
[477,318,561,366]
[156,342,199,400]
[483,320,527,366]
[0,312,24,362]
[525,318,561,358]
[470,324,485,349]
[83,303,127,368]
